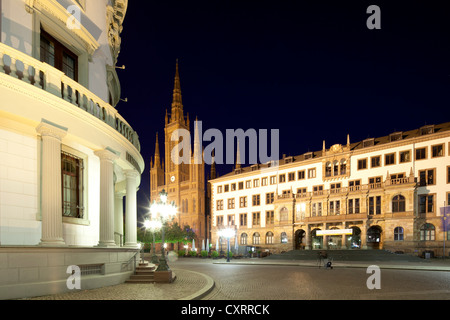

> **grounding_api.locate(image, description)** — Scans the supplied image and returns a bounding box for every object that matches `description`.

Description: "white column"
[36,121,68,246]
[124,169,139,248]
[95,148,119,247]
[114,192,125,246]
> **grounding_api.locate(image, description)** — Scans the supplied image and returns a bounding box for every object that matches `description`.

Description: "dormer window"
[389,132,402,142]
[420,125,434,136]
[285,156,293,163]
[304,152,313,160]
[363,138,374,148]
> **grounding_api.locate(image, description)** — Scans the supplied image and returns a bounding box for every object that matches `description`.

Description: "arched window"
[394,227,404,241]
[280,207,289,221]
[333,160,339,176]
[253,232,260,245]
[281,232,288,243]
[420,224,435,241]
[392,195,406,212]
[325,162,332,177]
[240,233,248,245]
[265,232,274,244]
[340,159,347,175]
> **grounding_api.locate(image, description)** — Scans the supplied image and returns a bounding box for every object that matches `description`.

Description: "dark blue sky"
[116,0,450,214]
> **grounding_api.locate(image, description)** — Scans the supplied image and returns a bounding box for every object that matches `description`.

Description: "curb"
[178,270,215,300]
[212,260,450,272]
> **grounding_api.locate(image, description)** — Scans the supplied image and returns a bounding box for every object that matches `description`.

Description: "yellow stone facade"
[210,122,450,257]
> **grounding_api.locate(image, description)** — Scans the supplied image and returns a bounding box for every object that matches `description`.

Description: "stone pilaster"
[124,169,139,248]
[114,192,125,246]
[36,120,68,246]
[95,148,119,247]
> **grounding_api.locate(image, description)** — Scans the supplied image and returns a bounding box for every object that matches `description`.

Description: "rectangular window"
[399,150,411,163]
[261,177,268,186]
[431,144,444,158]
[419,169,435,186]
[41,29,78,81]
[415,147,427,160]
[357,159,367,170]
[288,172,295,181]
[348,180,361,192]
[252,194,260,206]
[216,200,223,210]
[298,170,305,180]
[61,152,83,218]
[419,194,434,214]
[266,192,274,204]
[385,153,395,166]
[238,182,244,190]
[224,184,229,192]
[217,186,222,193]
[227,215,235,226]
[253,179,260,188]
[245,180,251,189]
[313,185,323,195]
[227,198,235,209]
[369,176,382,189]
[270,176,277,185]
[252,212,260,225]
[266,211,274,225]
[447,166,450,184]
[239,196,247,208]
[371,156,381,168]
[368,196,381,215]
[240,213,247,227]
[231,183,236,191]
[348,199,353,214]
[216,215,224,226]
[308,168,316,178]
[279,174,286,183]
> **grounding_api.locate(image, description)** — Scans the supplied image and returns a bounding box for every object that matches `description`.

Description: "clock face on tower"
[171,175,175,182]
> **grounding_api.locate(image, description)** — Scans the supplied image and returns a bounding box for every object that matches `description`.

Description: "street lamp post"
[150,190,177,272]
[218,228,236,262]
[143,219,162,264]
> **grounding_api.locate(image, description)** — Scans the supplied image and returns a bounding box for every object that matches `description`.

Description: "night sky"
[115,1,450,219]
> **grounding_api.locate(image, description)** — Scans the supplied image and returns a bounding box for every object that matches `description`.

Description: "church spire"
[170,59,183,122]
[154,132,161,168]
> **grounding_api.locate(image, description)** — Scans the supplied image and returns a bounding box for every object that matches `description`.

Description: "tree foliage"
[137,221,197,244]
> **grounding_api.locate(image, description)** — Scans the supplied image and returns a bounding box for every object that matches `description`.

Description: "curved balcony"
[0,42,140,152]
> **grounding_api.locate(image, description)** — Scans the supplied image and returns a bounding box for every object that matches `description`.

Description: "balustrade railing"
[0,43,140,152]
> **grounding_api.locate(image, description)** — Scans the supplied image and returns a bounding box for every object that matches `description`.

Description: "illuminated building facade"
[0,0,144,299]
[210,122,450,257]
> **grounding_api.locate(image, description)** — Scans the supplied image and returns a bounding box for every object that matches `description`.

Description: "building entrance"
[294,229,305,250]
[367,226,382,249]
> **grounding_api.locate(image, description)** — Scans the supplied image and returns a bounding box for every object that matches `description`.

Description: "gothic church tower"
[150,62,206,251]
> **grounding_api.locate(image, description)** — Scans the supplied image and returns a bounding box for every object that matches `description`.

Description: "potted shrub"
[211,250,219,259]
[189,250,197,257]
[200,250,208,258]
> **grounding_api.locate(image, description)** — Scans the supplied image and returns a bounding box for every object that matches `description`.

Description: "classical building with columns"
[0,0,144,299]
[210,122,450,257]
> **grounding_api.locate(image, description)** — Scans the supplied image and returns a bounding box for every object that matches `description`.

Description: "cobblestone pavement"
[24,268,212,300]
[20,257,450,300]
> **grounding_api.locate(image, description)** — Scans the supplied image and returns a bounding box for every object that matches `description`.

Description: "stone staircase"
[125,261,156,284]
[265,249,423,262]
